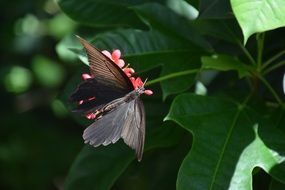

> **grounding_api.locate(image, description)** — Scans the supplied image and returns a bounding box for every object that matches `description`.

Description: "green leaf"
[57,0,150,28]
[199,0,232,19]
[165,94,285,190]
[201,54,250,78]
[270,179,285,190]
[195,19,243,44]
[64,143,131,190]
[64,94,184,190]
[160,61,199,100]
[132,3,211,50]
[231,0,285,44]
[64,122,183,190]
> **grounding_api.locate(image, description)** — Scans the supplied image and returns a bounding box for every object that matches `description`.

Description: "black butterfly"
[70,36,148,161]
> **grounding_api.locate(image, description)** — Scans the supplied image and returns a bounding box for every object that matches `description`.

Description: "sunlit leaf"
[231,0,285,44]
[201,54,250,78]
[166,94,285,190]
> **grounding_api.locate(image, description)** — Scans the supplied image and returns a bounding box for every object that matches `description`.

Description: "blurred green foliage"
[1,0,285,190]
[0,0,81,189]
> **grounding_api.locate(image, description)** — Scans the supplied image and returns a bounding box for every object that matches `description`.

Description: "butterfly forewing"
[70,79,129,113]
[77,36,134,94]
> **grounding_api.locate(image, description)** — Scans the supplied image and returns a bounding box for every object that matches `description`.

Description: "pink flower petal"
[123,68,135,75]
[130,77,136,88]
[102,50,112,59]
[79,100,84,105]
[82,73,92,80]
[144,90,153,95]
[135,77,144,87]
[86,113,96,120]
[128,68,135,73]
[88,97,95,101]
[116,59,125,68]
[112,49,121,61]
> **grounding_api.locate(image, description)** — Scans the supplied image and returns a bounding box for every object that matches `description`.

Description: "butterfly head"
[136,86,145,95]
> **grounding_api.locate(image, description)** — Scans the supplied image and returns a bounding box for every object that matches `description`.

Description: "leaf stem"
[256,33,265,71]
[263,61,285,75]
[237,41,256,66]
[145,69,199,86]
[256,74,283,105]
[262,49,285,69]
[209,92,252,190]
[220,22,256,66]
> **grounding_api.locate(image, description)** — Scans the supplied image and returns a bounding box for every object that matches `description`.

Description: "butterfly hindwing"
[83,98,145,161]
[121,98,145,161]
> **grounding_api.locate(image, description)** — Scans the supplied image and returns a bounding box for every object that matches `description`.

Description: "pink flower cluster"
[81,49,153,119]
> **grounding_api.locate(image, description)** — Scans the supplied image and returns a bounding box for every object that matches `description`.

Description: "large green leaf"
[165,94,285,190]
[231,0,285,44]
[133,3,211,50]
[195,19,243,44]
[201,54,250,78]
[159,61,199,100]
[270,179,285,190]
[57,0,158,28]
[64,96,184,190]
[199,0,232,19]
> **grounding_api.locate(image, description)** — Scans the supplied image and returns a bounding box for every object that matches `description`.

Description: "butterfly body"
[70,36,150,161]
[85,86,145,122]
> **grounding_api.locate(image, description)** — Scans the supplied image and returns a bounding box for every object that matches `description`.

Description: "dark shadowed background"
[0,0,83,189]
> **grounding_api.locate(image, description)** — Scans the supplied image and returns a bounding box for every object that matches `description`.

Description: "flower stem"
[262,49,285,69]
[263,61,285,75]
[146,69,199,86]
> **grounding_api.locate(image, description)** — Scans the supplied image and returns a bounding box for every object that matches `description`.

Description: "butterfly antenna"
[124,63,130,68]
[143,78,148,86]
